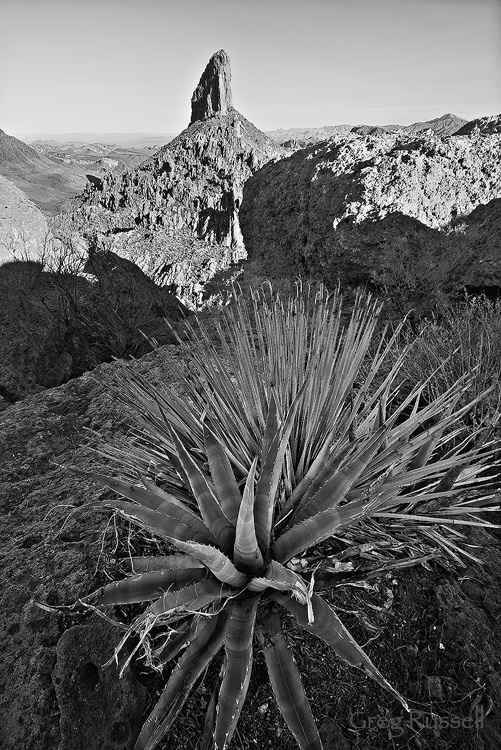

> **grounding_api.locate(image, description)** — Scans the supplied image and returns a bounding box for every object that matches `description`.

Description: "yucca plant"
[57,282,499,750]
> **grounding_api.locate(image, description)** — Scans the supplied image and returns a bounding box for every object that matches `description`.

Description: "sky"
[1,0,500,137]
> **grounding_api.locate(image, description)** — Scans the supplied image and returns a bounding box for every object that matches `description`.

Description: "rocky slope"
[0,129,86,214]
[0,175,52,262]
[240,127,501,297]
[455,114,501,136]
[79,50,284,291]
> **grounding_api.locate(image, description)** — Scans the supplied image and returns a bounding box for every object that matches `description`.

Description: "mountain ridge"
[0,129,86,214]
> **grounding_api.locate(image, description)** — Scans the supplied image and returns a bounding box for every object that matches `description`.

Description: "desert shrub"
[4,232,183,387]
[44,282,498,750]
[369,234,475,329]
[50,258,163,375]
[400,295,501,426]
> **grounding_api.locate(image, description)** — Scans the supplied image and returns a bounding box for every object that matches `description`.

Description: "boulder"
[0,260,73,402]
[54,618,146,750]
[0,247,185,404]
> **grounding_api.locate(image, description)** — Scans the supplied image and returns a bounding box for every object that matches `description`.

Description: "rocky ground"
[1,341,500,750]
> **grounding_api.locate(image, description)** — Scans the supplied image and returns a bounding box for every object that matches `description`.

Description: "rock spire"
[190,49,233,124]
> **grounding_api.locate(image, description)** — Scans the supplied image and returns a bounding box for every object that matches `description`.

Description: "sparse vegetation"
[0,232,183,402]
[46,283,499,750]
[400,295,501,427]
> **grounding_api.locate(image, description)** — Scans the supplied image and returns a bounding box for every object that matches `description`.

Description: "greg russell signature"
[349,705,486,737]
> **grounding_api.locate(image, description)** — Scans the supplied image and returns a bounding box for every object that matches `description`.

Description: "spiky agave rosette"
[67,283,499,750]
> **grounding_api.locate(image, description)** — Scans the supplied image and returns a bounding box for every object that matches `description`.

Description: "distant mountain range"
[265,113,470,145]
[13,132,176,148]
[12,114,470,151]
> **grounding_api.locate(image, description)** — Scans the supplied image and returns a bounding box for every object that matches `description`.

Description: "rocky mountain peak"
[190,49,233,124]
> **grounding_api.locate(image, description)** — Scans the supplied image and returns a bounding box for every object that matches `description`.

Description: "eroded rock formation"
[78,50,284,296]
[190,49,233,123]
[240,127,501,294]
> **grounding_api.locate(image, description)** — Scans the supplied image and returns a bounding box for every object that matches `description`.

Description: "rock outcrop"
[190,49,233,123]
[78,51,284,298]
[0,175,52,262]
[240,128,501,295]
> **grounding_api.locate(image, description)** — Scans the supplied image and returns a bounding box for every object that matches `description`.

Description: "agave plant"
[63,282,498,750]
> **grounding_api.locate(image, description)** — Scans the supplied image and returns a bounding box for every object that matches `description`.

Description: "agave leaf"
[292,424,391,525]
[77,568,209,608]
[272,499,370,563]
[166,539,248,587]
[213,594,261,750]
[109,499,216,545]
[257,608,323,750]
[135,610,229,750]
[279,437,352,523]
[200,666,223,750]
[233,457,264,574]
[143,577,229,621]
[73,469,196,516]
[248,560,310,607]
[375,512,500,527]
[254,387,305,555]
[271,591,409,711]
[169,426,236,555]
[203,422,241,524]
[261,386,279,461]
[121,555,204,574]
[139,475,192,512]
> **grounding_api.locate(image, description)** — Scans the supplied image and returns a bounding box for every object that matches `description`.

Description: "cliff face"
[239,128,501,291]
[190,48,233,123]
[80,50,284,291]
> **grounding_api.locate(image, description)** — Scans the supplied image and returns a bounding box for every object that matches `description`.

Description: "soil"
[1,343,500,750]
[128,542,501,750]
